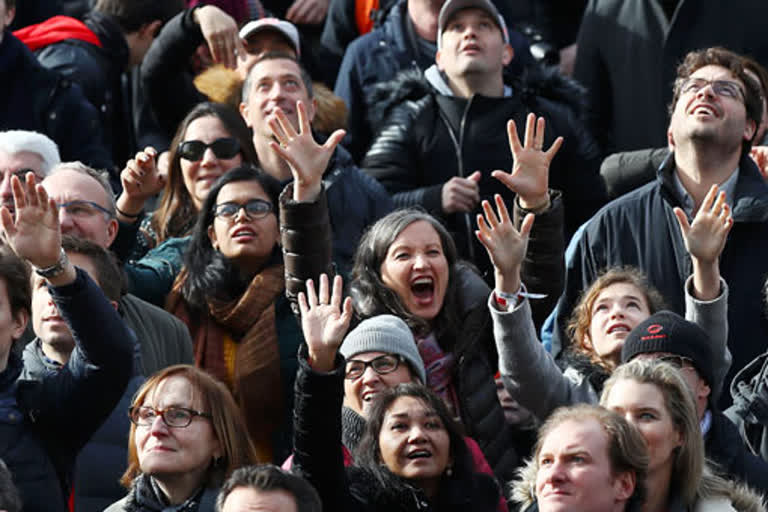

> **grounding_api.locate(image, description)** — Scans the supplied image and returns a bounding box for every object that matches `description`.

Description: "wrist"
[494,270,521,295]
[293,182,321,202]
[518,193,550,212]
[307,347,337,372]
[116,195,145,215]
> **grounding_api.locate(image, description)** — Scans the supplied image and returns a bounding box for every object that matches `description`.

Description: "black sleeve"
[140,8,207,137]
[320,0,359,61]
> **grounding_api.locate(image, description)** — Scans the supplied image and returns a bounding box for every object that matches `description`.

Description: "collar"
[672,165,739,218]
[424,64,513,98]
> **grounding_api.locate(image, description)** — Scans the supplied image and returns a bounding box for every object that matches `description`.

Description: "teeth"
[609,325,629,334]
[413,277,433,285]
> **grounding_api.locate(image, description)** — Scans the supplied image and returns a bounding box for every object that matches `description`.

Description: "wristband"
[115,205,143,219]
[33,247,69,279]
[493,284,547,311]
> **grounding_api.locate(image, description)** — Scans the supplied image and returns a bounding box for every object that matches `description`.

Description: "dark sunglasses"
[178,138,240,162]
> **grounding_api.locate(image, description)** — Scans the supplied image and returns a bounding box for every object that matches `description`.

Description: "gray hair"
[0,130,61,177]
[48,161,116,216]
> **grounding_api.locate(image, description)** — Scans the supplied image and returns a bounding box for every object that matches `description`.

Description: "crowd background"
[2,0,768,511]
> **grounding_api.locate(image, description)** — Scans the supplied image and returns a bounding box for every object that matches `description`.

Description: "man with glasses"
[40,162,194,376]
[620,311,768,493]
[552,48,768,411]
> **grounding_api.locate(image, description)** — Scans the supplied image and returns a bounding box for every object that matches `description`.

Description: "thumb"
[467,171,482,182]
[673,207,690,236]
[519,212,535,238]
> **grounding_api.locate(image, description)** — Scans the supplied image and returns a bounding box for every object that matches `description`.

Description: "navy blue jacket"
[6,268,134,512]
[334,0,533,163]
[0,31,112,172]
[553,154,768,409]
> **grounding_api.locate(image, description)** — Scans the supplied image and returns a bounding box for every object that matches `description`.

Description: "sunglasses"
[178,138,240,162]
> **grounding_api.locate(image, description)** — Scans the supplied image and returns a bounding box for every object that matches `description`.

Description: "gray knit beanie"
[339,315,426,384]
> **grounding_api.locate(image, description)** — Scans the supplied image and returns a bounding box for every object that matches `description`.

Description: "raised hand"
[298,274,353,372]
[196,5,243,70]
[673,185,732,300]
[0,173,62,269]
[476,194,534,295]
[492,113,563,210]
[117,147,165,222]
[750,146,768,181]
[267,100,346,202]
[442,171,481,214]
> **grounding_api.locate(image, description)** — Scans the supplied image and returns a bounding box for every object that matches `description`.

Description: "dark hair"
[180,165,282,311]
[61,236,124,302]
[152,102,258,247]
[356,384,475,494]
[669,47,763,154]
[216,464,321,512]
[0,245,30,319]
[4,0,14,10]
[350,209,463,343]
[94,0,183,33]
[242,51,314,104]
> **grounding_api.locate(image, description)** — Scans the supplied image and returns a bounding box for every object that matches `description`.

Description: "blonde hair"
[121,365,258,488]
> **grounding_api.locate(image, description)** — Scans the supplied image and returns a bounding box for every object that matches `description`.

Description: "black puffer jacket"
[362,65,605,275]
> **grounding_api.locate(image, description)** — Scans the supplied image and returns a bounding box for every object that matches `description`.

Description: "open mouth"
[411,277,435,303]
[232,227,256,240]
[607,323,630,335]
[406,449,432,460]
[690,103,719,118]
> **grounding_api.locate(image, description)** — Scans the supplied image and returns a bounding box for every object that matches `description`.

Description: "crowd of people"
[1,0,768,510]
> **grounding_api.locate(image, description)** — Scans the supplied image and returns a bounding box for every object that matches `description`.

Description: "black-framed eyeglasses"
[345,354,404,380]
[57,200,114,219]
[680,77,745,101]
[128,405,213,428]
[178,138,241,162]
[657,354,696,371]
[213,199,273,220]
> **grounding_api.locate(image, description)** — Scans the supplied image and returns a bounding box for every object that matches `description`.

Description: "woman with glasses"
[114,102,257,263]
[105,365,257,512]
[290,275,502,512]
[166,102,344,464]
[598,359,765,512]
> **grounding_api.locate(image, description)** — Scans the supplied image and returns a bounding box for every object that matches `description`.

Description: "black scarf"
[341,406,367,454]
[123,474,207,512]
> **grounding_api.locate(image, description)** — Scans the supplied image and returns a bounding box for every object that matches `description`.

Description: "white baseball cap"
[239,18,301,56]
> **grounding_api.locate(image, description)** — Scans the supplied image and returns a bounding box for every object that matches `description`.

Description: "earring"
[445,466,453,477]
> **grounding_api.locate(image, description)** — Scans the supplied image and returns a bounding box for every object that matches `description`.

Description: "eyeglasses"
[178,138,240,162]
[57,200,114,219]
[345,354,404,380]
[128,405,212,428]
[657,354,696,371]
[680,77,745,101]
[213,199,273,220]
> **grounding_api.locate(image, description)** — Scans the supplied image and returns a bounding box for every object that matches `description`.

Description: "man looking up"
[0,130,60,217]
[553,47,768,408]
[362,0,605,282]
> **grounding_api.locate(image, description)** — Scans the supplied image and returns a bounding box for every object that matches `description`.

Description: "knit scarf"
[167,264,285,462]
[124,474,204,512]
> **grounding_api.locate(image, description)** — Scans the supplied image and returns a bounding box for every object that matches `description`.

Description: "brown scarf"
[167,264,286,462]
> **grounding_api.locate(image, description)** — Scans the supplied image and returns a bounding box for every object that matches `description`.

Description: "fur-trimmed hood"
[365,62,589,133]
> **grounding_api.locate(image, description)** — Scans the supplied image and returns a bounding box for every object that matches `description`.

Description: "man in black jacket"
[362,0,605,282]
[553,47,768,410]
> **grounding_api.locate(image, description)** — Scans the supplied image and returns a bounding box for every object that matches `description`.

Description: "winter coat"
[362,65,605,276]
[22,340,144,512]
[706,409,768,495]
[291,349,501,512]
[33,11,135,168]
[727,349,768,467]
[573,0,768,155]
[0,31,112,172]
[600,147,669,200]
[104,474,219,512]
[552,152,768,409]
[5,268,134,512]
[497,275,730,423]
[334,0,533,163]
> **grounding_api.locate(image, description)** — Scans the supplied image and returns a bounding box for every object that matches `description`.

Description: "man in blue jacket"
[0,171,134,512]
